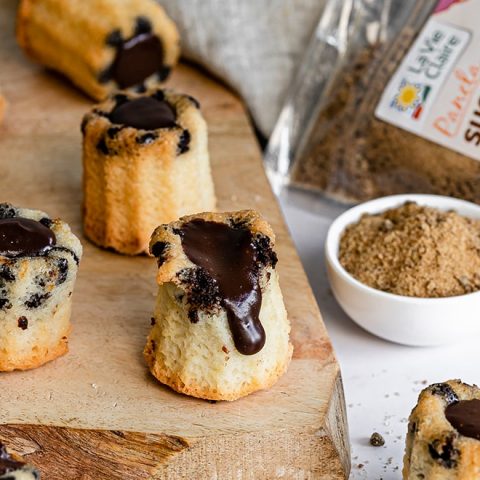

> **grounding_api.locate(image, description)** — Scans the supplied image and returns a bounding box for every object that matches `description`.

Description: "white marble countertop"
[278,189,479,480]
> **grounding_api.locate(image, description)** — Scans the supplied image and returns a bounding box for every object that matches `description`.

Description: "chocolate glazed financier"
[16,0,180,99]
[145,210,292,401]
[0,203,82,372]
[82,88,216,255]
[404,380,480,479]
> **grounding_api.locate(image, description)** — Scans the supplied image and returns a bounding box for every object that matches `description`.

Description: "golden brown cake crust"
[144,343,291,402]
[82,88,216,255]
[404,380,480,479]
[0,325,70,372]
[16,0,180,99]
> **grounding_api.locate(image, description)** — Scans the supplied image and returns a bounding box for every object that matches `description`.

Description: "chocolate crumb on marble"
[370,432,385,447]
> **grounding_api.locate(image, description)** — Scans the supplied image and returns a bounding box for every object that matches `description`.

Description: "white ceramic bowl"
[325,194,480,346]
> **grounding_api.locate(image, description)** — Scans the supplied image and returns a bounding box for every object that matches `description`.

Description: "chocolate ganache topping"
[0,218,56,257]
[109,96,176,130]
[0,443,25,476]
[446,399,480,440]
[180,220,266,355]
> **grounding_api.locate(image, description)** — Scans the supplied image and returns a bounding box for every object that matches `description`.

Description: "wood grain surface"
[0,1,350,478]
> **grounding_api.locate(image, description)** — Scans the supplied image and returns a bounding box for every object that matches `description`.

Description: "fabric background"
[159,0,326,137]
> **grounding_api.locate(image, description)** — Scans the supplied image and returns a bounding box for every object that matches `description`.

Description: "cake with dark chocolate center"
[404,380,480,479]
[82,88,215,255]
[17,0,180,100]
[0,203,82,372]
[145,210,291,401]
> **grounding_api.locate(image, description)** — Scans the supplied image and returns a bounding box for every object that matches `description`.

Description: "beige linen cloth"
[159,0,326,137]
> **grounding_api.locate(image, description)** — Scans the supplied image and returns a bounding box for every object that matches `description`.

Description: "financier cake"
[145,210,292,401]
[0,442,39,479]
[16,0,180,99]
[404,380,480,479]
[82,88,216,255]
[0,203,82,371]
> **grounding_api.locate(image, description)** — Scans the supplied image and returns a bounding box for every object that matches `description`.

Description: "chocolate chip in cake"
[151,90,165,102]
[135,84,147,94]
[39,217,53,228]
[178,267,222,312]
[80,116,89,135]
[92,108,109,118]
[428,434,459,469]
[17,316,28,330]
[25,292,51,309]
[107,126,124,138]
[150,317,156,326]
[188,309,199,324]
[113,94,129,106]
[369,432,385,447]
[0,298,11,310]
[96,137,110,155]
[105,29,123,47]
[0,265,15,282]
[177,130,191,155]
[0,204,16,219]
[186,95,200,109]
[430,383,459,405]
[137,132,158,145]
[56,258,69,285]
[135,16,152,35]
[253,234,278,269]
[51,246,79,266]
[151,241,168,265]
[158,66,171,82]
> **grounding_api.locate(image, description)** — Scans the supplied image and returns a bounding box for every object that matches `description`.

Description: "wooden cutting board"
[0,1,350,478]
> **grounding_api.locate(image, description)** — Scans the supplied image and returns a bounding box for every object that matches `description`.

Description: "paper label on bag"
[375,0,480,161]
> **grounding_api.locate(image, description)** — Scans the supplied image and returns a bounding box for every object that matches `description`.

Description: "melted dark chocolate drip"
[0,218,56,257]
[180,220,266,355]
[109,33,164,88]
[446,399,480,440]
[109,97,176,130]
[0,443,25,475]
